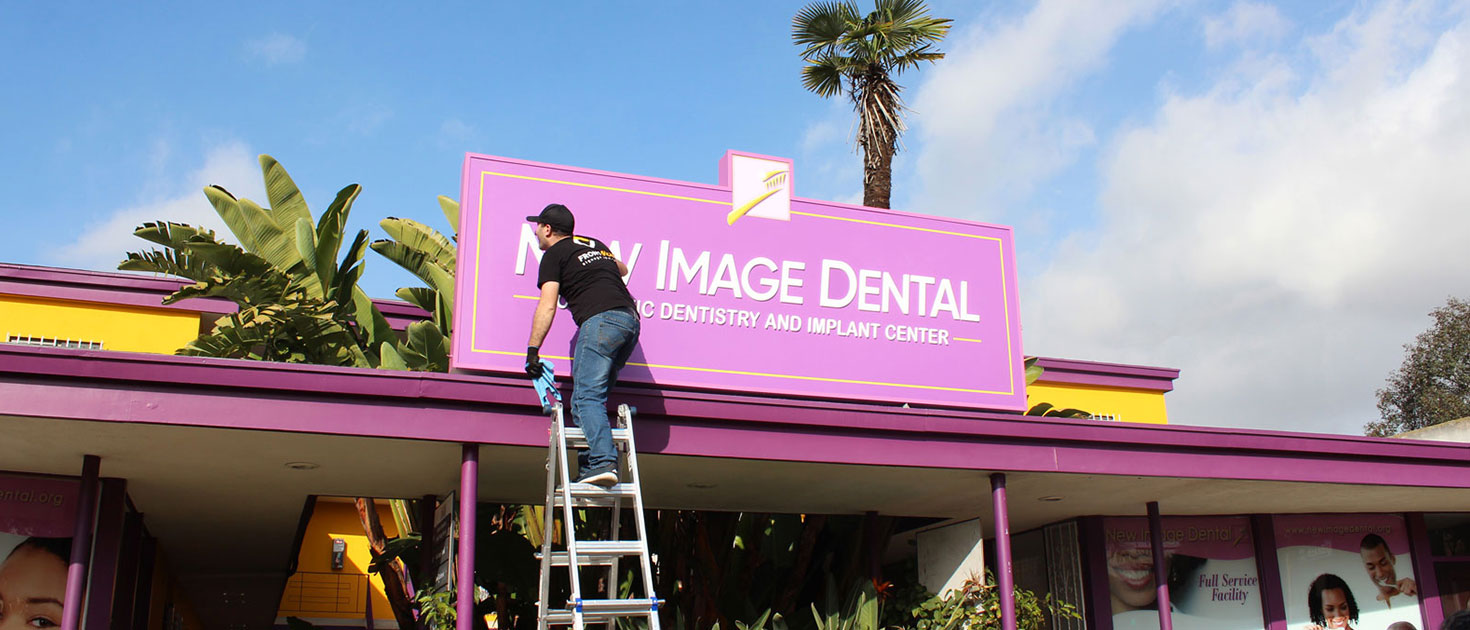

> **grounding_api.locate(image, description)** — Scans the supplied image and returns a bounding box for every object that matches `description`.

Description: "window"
[5,334,103,350]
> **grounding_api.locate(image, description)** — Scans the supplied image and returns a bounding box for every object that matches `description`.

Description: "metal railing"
[5,333,103,350]
[278,571,369,615]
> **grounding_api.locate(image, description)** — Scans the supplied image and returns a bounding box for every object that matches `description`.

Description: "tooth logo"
[726,153,792,225]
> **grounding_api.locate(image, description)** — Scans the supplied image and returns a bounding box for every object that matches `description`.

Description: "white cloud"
[1025,1,1470,434]
[343,104,393,135]
[438,118,478,149]
[1203,1,1291,49]
[795,99,864,204]
[53,142,265,272]
[244,33,306,65]
[800,117,845,155]
[910,0,1172,224]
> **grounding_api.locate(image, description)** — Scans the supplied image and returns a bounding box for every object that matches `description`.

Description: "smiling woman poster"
[1275,514,1424,630]
[0,473,78,630]
[1105,516,1264,630]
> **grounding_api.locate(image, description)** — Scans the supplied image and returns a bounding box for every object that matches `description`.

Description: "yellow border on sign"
[468,168,1018,396]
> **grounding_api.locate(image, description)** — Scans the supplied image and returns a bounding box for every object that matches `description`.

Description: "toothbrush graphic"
[727,169,789,225]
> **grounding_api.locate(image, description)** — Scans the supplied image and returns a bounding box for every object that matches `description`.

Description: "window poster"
[1275,514,1424,630]
[0,473,79,629]
[1104,516,1264,630]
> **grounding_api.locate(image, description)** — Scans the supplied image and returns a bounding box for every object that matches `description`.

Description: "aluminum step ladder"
[532,363,660,630]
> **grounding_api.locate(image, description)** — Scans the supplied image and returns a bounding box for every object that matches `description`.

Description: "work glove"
[525,346,543,378]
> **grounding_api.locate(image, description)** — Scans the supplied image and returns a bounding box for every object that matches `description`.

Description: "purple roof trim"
[2,262,208,293]
[373,299,433,328]
[0,263,236,313]
[2,344,1466,490]
[1033,357,1179,392]
[0,262,430,329]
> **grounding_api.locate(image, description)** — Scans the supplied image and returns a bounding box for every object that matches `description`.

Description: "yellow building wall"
[279,500,402,624]
[1027,382,1169,424]
[0,294,200,354]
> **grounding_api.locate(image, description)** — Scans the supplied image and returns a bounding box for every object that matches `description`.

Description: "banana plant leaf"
[395,287,438,314]
[401,320,449,372]
[438,195,460,235]
[203,185,260,254]
[378,216,456,271]
[259,154,313,235]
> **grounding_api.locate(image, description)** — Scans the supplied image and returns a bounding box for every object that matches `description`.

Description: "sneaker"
[575,464,619,487]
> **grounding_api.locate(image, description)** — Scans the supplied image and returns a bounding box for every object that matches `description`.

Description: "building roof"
[5,262,1468,626]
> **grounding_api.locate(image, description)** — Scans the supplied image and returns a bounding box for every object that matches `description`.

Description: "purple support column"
[1147,502,1173,630]
[457,444,479,630]
[1080,517,1115,630]
[1251,515,1288,630]
[991,473,1016,630]
[61,455,100,630]
[1407,513,1442,630]
[84,478,126,630]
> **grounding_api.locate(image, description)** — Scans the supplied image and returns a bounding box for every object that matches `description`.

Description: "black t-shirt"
[537,235,636,326]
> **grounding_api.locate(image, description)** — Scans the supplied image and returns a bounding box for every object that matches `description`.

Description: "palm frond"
[378,217,456,270]
[876,0,929,22]
[800,57,849,98]
[793,1,858,53]
[884,46,946,74]
[118,248,215,282]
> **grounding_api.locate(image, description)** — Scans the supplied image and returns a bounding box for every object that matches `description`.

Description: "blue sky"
[5,1,1469,435]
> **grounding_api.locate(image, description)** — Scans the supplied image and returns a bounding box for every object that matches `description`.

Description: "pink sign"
[451,151,1025,410]
[1104,517,1263,628]
[0,473,78,537]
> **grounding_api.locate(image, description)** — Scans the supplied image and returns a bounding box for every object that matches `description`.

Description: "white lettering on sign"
[515,239,985,326]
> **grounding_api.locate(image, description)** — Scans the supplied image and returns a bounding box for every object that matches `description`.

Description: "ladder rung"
[543,541,645,566]
[553,483,638,507]
[543,610,656,625]
[543,599,661,625]
[562,427,632,449]
[578,598,661,614]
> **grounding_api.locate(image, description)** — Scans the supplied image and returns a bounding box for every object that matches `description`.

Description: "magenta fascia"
[451,152,1026,410]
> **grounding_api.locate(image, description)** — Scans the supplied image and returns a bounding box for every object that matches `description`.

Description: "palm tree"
[792,0,951,209]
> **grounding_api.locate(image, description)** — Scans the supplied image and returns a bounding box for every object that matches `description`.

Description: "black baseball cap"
[526,203,575,233]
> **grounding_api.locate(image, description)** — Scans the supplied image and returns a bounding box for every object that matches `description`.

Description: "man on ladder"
[524,203,640,487]
[525,204,660,630]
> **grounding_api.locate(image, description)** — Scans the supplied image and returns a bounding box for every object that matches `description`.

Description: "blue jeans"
[571,308,640,473]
